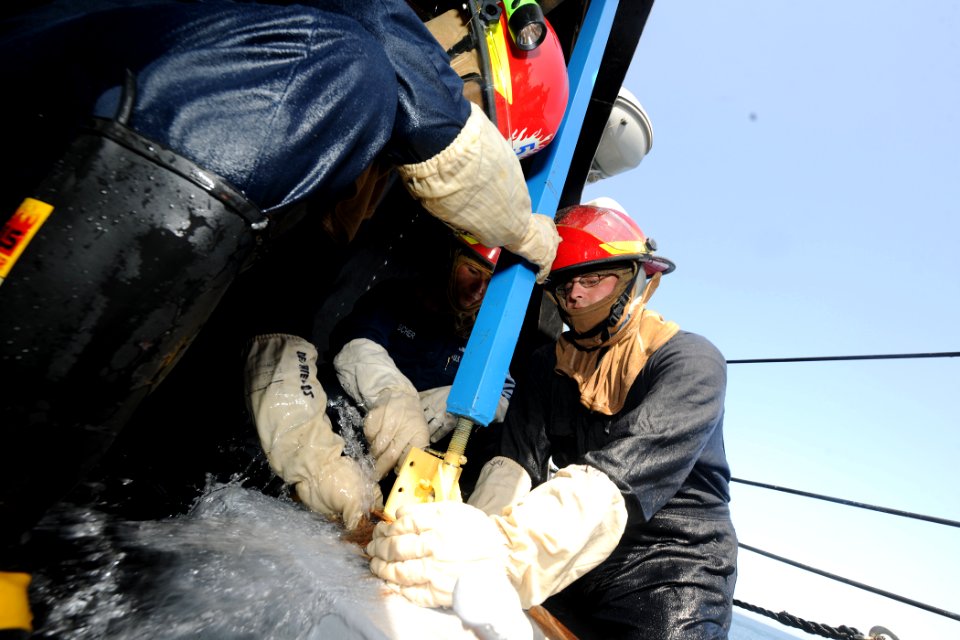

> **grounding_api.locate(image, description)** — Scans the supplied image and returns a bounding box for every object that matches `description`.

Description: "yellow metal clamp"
[383,416,475,519]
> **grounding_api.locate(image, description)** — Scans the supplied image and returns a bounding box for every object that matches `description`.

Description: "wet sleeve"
[321,0,471,164]
[585,332,728,521]
[498,348,556,485]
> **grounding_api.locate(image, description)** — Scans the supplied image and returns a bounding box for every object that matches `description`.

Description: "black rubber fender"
[0,120,262,552]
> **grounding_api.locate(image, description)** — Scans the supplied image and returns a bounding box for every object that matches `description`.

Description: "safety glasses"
[552,272,618,298]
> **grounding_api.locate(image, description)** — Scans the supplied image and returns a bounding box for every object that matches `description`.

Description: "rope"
[733,598,868,640]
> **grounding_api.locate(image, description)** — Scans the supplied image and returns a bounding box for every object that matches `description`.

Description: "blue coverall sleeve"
[4,0,473,212]
[317,0,472,164]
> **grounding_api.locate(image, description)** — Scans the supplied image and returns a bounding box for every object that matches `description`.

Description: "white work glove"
[420,386,510,443]
[244,334,382,529]
[494,394,510,423]
[507,214,560,284]
[367,501,508,608]
[398,102,560,283]
[453,567,542,640]
[467,456,532,516]
[418,386,456,442]
[367,464,627,609]
[334,339,430,479]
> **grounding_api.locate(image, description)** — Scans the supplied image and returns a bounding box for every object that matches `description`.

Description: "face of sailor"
[453,258,492,309]
[559,272,620,309]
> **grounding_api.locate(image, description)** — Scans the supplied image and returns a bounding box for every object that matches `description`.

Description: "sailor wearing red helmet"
[447,232,502,334]
[367,199,738,640]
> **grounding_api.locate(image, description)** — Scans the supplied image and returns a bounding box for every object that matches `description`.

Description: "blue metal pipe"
[446,0,621,425]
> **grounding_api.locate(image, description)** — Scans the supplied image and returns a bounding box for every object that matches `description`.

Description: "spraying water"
[24,390,491,640]
[28,481,492,639]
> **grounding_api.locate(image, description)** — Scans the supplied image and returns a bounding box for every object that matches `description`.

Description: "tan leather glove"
[397,103,560,283]
[334,339,430,478]
[367,464,627,609]
[244,334,382,529]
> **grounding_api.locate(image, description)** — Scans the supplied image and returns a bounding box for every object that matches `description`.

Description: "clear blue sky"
[582,1,960,638]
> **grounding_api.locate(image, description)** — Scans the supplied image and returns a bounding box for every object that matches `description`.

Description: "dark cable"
[727,351,960,364]
[739,543,960,622]
[726,351,960,634]
[731,478,960,528]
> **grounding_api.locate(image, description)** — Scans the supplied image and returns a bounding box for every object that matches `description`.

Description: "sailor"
[0,0,567,632]
[366,201,739,639]
[243,231,513,529]
[324,230,515,485]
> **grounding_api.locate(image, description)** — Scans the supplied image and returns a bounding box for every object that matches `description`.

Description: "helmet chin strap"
[606,267,641,332]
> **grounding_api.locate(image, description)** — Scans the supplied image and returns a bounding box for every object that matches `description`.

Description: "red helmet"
[455,231,501,269]
[479,3,569,159]
[552,204,675,277]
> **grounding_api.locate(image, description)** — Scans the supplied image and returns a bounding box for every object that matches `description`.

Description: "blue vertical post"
[446,0,621,424]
